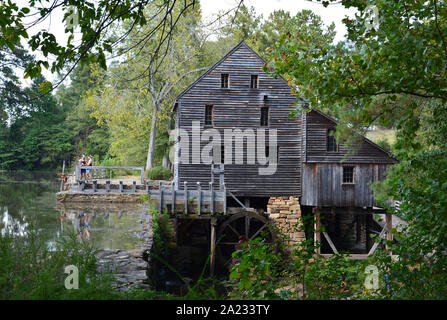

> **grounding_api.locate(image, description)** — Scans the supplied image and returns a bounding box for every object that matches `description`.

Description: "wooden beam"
[197,182,201,216]
[210,217,217,277]
[171,181,175,214]
[368,224,388,256]
[314,207,321,255]
[322,231,338,254]
[386,213,393,252]
[184,182,188,215]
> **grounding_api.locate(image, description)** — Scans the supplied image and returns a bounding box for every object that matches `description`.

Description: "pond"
[0,171,144,250]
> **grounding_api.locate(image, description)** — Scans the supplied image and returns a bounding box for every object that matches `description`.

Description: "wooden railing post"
[132,181,136,193]
[93,180,97,192]
[75,164,80,182]
[119,181,123,193]
[106,180,110,193]
[197,182,201,216]
[140,168,144,184]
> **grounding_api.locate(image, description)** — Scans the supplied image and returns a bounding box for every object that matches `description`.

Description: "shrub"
[146,166,173,180]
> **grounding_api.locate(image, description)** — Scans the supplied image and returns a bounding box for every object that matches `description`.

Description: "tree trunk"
[146,107,158,171]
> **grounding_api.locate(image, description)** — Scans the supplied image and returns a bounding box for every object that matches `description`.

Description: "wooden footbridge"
[65,164,273,276]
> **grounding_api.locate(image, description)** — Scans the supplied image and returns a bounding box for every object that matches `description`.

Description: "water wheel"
[216,211,276,272]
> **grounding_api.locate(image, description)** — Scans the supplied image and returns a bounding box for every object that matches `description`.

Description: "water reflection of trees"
[1,172,146,250]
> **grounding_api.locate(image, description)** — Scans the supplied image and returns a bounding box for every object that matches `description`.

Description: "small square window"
[221,74,229,88]
[250,75,258,89]
[343,166,354,183]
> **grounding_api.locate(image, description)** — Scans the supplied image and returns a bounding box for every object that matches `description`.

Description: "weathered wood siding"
[306,110,397,164]
[302,110,397,206]
[301,163,389,207]
[175,42,301,197]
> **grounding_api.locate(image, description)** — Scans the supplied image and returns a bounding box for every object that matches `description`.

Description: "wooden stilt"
[366,213,373,252]
[197,182,201,216]
[210,217,217,277]
[314,207,321,255]
[386,213,393,252]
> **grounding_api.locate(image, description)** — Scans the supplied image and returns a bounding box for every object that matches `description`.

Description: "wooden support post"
[222,183,227,215]
[197,182,201,216]
[159,181,163,212]
[93,180,97,192]
[366,213,373,252]
[106,180,110,193]
[184,182,188,215]
[210,217,217,277]
[219,163,224,191]
[132,181,136,193]
[140,168,144,184]
[209,182,214,215]
[79,181,85,191]
[323,231,338,254]
[314,207,321,255]
[171,181,175,214]
[119,181,123,193]
[386,213,393,252]
[356,214,361,244]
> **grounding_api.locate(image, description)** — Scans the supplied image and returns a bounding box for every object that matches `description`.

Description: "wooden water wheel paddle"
[216,211,276,271]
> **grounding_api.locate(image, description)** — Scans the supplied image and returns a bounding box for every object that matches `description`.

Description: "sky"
[201,0,357,42]
[24,0,357,83]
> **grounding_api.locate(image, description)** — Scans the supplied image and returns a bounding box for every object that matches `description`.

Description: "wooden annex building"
[169,41,398,275]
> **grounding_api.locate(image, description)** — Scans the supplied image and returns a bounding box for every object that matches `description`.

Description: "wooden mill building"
[171,41,398,269]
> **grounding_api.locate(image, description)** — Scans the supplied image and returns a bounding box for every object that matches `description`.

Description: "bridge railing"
[75,165,145,184]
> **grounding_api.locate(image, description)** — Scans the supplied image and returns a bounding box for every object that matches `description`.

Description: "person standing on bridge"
[79,155,87,180]
[86,155,93,180]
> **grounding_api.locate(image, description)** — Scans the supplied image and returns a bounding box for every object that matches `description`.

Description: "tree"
[84,3,210,171]
[268,1,447,297]
[0,0,202,92]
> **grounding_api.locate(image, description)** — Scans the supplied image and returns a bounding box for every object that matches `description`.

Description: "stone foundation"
[267,196,306,246]
[56,191,145,203]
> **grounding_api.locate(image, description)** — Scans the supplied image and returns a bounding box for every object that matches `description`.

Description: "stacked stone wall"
[267,196,306,246]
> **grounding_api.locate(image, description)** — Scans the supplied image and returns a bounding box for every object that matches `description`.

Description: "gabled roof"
[309,109,399,162]
[172,40,290,108]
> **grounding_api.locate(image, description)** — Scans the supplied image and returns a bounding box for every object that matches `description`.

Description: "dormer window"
[221,73,229,88]
[250,75,258,89]
[327,128,337,152]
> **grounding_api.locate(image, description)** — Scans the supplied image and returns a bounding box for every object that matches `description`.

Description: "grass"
[0,226,171,300]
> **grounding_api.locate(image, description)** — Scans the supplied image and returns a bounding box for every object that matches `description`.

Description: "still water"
[0,171,143,250]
